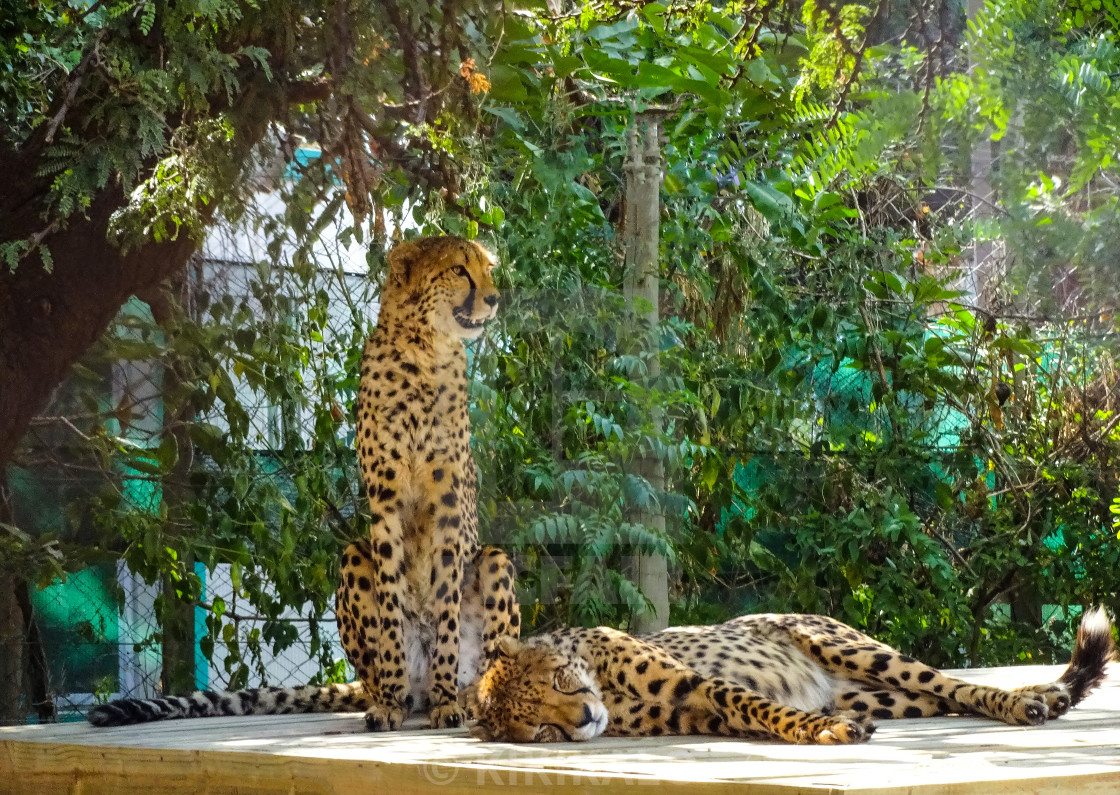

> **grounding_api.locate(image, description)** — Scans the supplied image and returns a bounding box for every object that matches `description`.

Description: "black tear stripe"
[462,269,477,314]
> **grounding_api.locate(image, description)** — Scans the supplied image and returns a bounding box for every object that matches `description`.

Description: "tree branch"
[382,0,430,124]
[285,78,333,105]
[821,0,886,129]
[44,30,106,144]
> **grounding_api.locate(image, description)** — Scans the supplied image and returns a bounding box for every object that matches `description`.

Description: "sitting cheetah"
[89,237,520,730]
[465,609,1114,743]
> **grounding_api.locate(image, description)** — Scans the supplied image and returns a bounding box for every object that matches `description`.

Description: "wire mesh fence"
[23,562,346,723]
[8,195,368,724]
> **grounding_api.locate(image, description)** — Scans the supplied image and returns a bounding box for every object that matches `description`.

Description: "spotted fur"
[465,608,1114,744]
[89,237,521,730]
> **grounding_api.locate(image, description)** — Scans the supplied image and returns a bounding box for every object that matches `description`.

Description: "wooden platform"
[2,664,1118,794]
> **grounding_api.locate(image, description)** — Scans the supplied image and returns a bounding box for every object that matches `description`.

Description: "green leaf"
[748,540,793,578]
[745,58,778,86]
[552,55,584,79]
[641,2,667,34]
[586,18,640,42]
[743,180,794,222]
[487,64,528,101]
[701,455,721,490]
[582,48,638,86]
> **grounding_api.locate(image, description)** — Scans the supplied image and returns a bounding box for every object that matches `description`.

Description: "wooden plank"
[2,665,1118,794]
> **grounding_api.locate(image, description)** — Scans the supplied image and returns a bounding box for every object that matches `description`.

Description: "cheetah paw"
[1015,683,1071,720]
[1005,692,1048,726]
[430,701,468,729]
[814,715,876,745]
[365,701,406,732]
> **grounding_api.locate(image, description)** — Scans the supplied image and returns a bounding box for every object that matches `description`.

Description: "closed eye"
[553,685,593,696]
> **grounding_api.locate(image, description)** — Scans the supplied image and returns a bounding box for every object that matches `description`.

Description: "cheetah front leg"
[474,547,521,655]
[675,675,875,743]
[423,537,522,728]
[457,547,520,721]
[336,537,410,732]
[364,509,412,731]
[426,539,469,728]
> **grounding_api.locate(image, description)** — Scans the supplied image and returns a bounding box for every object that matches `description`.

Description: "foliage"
[6,0,1120,704]
[933,0,1120,315]
[0,0,502,268]
[462,0,1120,663]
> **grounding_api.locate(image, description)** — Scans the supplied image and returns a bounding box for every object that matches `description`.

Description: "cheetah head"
[462,636,609,742]
[386,236,499,340]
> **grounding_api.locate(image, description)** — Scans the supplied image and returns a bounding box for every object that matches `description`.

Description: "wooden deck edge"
[0,738,745,795]
[6,734,1120,795]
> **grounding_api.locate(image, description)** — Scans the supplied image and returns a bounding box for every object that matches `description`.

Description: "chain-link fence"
[8,191,369,724]
[22,561,345,722]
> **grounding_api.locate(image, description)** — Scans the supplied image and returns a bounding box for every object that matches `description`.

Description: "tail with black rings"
[87,681,371,727]
[1059,606,1116,707]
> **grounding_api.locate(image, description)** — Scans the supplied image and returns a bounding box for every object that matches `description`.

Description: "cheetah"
[88,237,521,730]
[465,608,1114,743]
[341,236,520,731]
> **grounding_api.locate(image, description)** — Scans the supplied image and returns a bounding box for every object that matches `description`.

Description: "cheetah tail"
[1058,607,1116,707]
[87,681,370,727]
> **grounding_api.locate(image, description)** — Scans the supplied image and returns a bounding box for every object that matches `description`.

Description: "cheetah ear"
[494,635,522,658]
[387,240,423,285]
[459,680,481,714]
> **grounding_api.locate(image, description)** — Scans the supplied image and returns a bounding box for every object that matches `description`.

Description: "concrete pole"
[967,0,995,308]
[623,113,670,634]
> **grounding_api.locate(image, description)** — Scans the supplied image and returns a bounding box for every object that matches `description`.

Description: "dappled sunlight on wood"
[2,664,1119,793]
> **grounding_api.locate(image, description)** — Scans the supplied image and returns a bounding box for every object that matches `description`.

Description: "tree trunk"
[0,480,26,724]
[1010,585,1043,629]
[0,170,199,476]
[161,559,198,695]
[0,76,286,478]
[19,580,54,722]
[151,270,200,697]
[0,574,24,724]
[623,113,670,634]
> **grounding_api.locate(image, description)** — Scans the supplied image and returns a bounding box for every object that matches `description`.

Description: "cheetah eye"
[452,264,469,277]
[553,685,593,696]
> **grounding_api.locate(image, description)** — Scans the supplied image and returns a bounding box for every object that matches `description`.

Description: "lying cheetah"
[465,609,1114,743]
[89,237,520,730]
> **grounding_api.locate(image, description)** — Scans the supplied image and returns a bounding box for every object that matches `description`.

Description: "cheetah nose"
[483,293,498,307]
